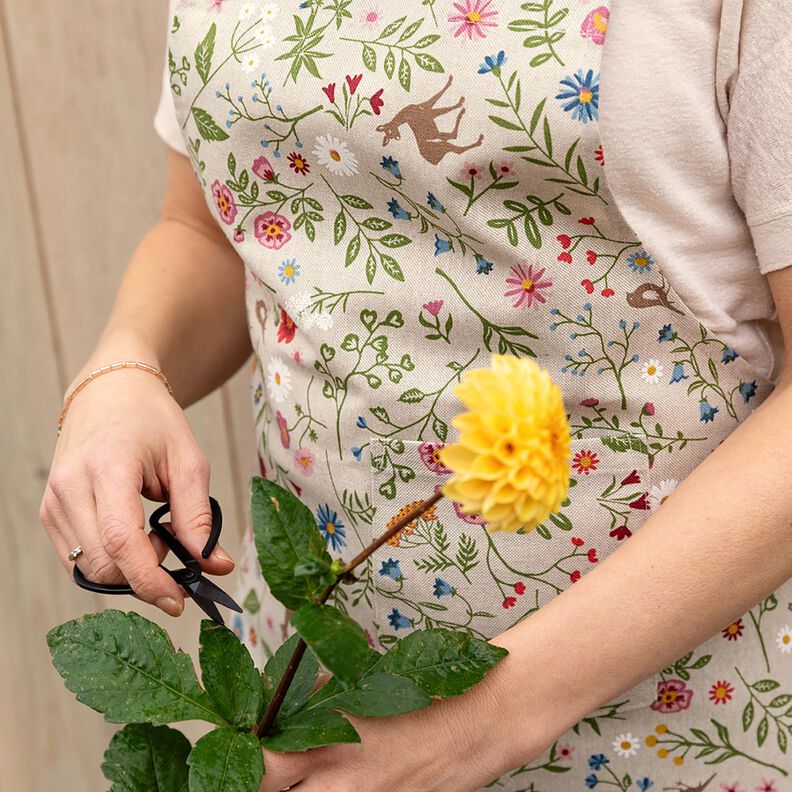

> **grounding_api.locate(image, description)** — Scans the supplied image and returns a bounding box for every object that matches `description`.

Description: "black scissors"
[73,495,242,625]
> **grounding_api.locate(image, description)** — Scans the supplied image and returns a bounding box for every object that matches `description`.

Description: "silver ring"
[67,545,83,562]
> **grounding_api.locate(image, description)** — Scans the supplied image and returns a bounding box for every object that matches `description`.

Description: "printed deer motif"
[626,273,685,315]
[662,773,716,792]
[375,75,484,165]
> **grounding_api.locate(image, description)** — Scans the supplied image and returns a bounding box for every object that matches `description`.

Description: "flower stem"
[252,488,445,738]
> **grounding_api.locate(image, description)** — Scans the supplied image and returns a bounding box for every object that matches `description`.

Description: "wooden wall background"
[0,2,257,788]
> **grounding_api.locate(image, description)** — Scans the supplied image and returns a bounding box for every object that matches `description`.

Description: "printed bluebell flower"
[699,400,719,423]
[585,775,599,789]
[669,363,689,383]
[315,504,347,551]
[381,155,402,178]
[475,254,493,274]
[740,380,757,403]
[588,754,609,771]
[434,234,453,255]
[356,415,367,428]
[721,346,739,363]
[351,446,362,461]
[626,249,654,273]
[635,779,654,791]
[388,608,413,630]
[555,68,600,123]
[583,303,592,311]
[387,197,410,220]
[254,383,263,405]
[278,258,301,284]
[427,192,446,212]
[232,613,244,640]
[619,319,627,329]
[433,578,452,598]
[379,558,403,580]
[478,50,506,75]
[658,324,676,343]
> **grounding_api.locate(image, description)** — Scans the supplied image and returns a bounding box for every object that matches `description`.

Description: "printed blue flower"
[381,155,402,178]
[387,197,410,220]
[315,504,347,552]
[585,775,599,789]
[626,249,654,273]
[379,558,403,580]
[351,446,362,461]
[356,415,367,428]
[740,379,757,403]
[388,608,413,630]
[433,578,452,598]
[669,363,689,383]
[478,50,506,74]
[232,613,244,640]
[588,754,609,771]
[658,324,676,343]
[434,234,453,255]
[722,346,739,363]
[635,779,654,791]
[427,192,446,212]
[699,400,719,423]
[475,254,493,274]
[278,258,301,284]
[555,68,600,123]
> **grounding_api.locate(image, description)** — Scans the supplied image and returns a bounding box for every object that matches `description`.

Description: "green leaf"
[47,610,225,726]
[333,209,346,244]
[489,115,522,131]
[414,53,444,73]
[379,233,411,248]
[291,604,370,685]
[369,628,507,697]
[757,715,769,747]
[311,671,430,717]
[742,700,754,731]
[362,43,377,71]
[384,49,396,79]
[752,679,781,692]
[102,724,190,792]
[346,233,361,266]
[398,56,412,91]
[263,633,320,720]
[251,477,333,610]
[192,107,229,141]
[262,708,360,752]
[341,194,373,209]
[199,621,263,730]
[380,253,404,281]
[194,24,216,84]
[187,728,263,792]
[379,15,407,39]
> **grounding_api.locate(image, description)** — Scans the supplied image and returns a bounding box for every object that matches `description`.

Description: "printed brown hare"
[376,74,484,165]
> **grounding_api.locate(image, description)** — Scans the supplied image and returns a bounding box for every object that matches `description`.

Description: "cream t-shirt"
[153,0,791,383]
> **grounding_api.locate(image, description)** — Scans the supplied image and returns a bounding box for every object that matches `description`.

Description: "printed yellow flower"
[439,354,571,532]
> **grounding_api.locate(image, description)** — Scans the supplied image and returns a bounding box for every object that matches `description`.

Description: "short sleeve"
[153,0,188,155]
[727,0,792,274]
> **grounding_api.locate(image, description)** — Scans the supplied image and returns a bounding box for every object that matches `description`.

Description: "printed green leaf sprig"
[47,354,573,791]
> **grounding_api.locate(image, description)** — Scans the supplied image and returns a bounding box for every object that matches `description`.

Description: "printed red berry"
[586,250,597,264]
[558,251,573,264]
[581,279,595,294]
[556,234,572,249]
[514,581,526,595]
[571,537,585,547]
[570,570,582,583]
[579,217,596,225]
[601,287,615,297]
[502,596,517,609]
[587,548,598,563]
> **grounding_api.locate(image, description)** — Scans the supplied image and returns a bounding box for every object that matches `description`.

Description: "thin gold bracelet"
[57,361,174,437]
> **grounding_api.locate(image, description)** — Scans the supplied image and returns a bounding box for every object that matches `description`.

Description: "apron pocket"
[366,433,661,714]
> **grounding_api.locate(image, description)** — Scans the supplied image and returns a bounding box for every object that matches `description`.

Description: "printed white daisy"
[238,2,258,21]
[286,292,312,318]
[267,357,292,402]
[776,626,792,653]
[253,25,276,48]
[240,53,261,73]
[261,2,279,20]
[640,358,663,384]
[648,478,678,511]
[313,312,335,331]
[313,135,359,176]
[612,733,640,758]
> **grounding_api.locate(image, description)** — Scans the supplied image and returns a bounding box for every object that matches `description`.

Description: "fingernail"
[213,547,234,565]
[158,597,183,616]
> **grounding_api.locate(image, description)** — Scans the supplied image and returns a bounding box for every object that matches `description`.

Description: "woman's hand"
[38,358,234,616]
[257,645,553,792]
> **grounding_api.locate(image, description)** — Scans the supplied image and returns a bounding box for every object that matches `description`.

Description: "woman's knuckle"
[101,520,132,558]
[47,465,77,497]
[90,553,119,583]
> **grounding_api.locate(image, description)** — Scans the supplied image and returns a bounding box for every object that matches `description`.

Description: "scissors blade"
[191,576,244,614]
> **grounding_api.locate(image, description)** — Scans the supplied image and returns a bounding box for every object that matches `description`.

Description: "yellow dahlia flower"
[438,355,572,533]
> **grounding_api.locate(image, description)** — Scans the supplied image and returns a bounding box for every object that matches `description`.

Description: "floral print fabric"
[164,0,790,787]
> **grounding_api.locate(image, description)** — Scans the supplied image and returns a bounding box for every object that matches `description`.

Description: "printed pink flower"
[252,156,275,181]
[422,300,444,316]
[557,742,574,761]
[643,402,655,416]
[346,73,363,95]
[504,262,553,309]
[494,161,514,176]
[418,441,451,474]
[449,0,498,40]
[757,781,778,792]
[233,228,245,243]
[211,179,237,225]
[361,6,381,29]
[580,6,609,45]
[276,410,291,449]
[369,87,385,115]
[254,211,292,249]
[460,161,484,180]
[580,397,599,407]
[651,678,693,713]
[294,447,316,476]
[322,83,336,103]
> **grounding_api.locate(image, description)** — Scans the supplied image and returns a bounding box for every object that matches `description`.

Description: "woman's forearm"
[68,153,252,408]
[484,373,792,768]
